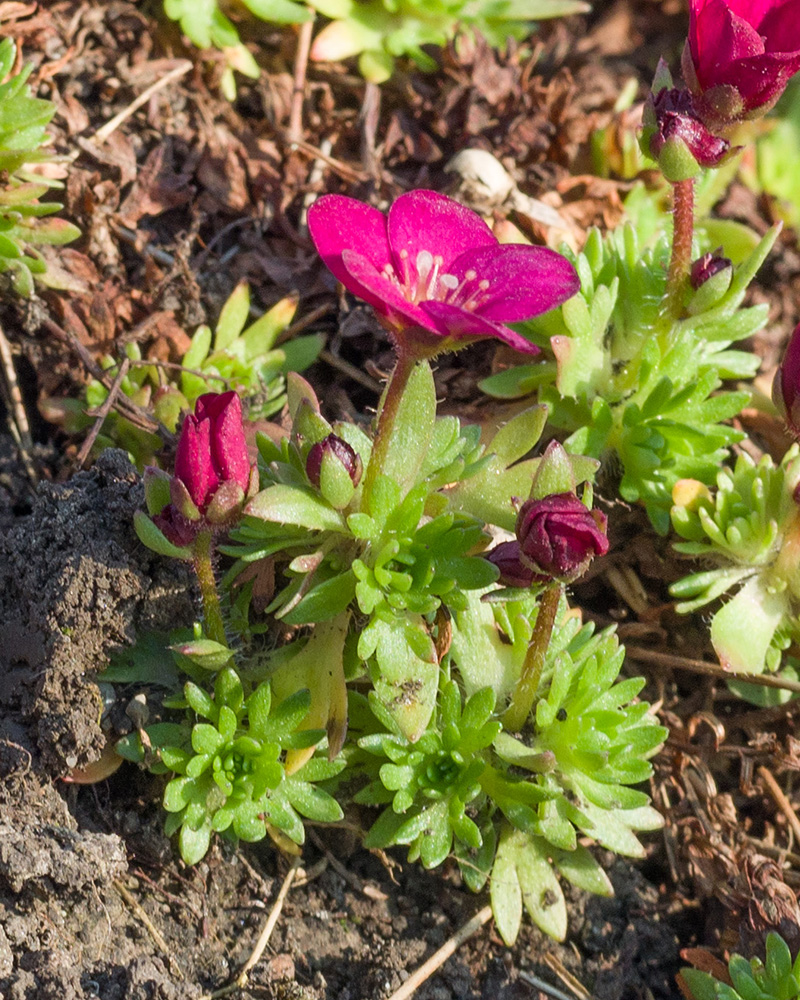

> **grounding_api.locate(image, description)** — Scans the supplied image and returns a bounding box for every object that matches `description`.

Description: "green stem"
[361,348,418,509]
[502,583,562,732]
[663,177,695,321]
[192,530,227,646]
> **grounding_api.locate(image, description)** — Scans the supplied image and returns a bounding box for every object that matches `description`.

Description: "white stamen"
[440,274,458,290]
[416,250,434,281]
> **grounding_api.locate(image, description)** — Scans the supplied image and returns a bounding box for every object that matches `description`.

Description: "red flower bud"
[773,322,800,439]
[154,391,253,548]
[690,249,732,289]
[175,391,251,511]
[515,492,609,582]
[485,540,537,588]
[684,0,800,129]
[306,434,363,489]
[646,88,731,172]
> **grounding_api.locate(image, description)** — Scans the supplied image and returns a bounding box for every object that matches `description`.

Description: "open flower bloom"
[683,0,800,126]
[307,189,579,356]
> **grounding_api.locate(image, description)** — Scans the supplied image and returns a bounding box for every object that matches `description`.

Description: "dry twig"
[94,60,193,142]
[758,765,800,846]
[627,646,800,694]
[115,879,184,980]
[385,905,492,1000]
[0,318,38,485]
[74,357,130,469]
[201,857,301,999]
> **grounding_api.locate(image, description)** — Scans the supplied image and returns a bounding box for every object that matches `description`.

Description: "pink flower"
[683,0,800,126]
[175,391,251,511]
[307,190,579,355]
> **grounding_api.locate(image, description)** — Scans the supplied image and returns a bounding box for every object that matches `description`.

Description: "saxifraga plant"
[679,932,800,1000]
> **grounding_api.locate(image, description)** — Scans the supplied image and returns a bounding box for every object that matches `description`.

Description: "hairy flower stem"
[503,583,562,732]
[361,347,418,509]
[663,178,695,321]
[192,530,227,647]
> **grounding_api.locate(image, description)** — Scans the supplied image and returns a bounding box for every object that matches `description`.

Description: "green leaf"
[215,281,250,349]
[710,577,788,675]
[491,825,524,946]
[133,511,192,560]
[179,821,212,865]
[489,406,548,465]
[369,617,438,743]
[246,484,346,532]
[551,844,614,896]
[101,631,180,687]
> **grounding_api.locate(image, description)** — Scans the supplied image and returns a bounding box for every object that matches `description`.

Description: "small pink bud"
[485,540,537,588]
[516,492,608,582]
[690,249,732,290]
[645,88,731,177]
[306,434,363,489]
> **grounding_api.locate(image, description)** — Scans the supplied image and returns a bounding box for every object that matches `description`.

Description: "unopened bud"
[485,540,537,588]
[516,492,609,583]
[688,250,733,314]
[643,88,731,182]
[306,433,363,508]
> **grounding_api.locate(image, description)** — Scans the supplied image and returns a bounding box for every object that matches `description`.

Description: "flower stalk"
[192,529,228,648]
[664,177,695,321]
[503,582,562,732]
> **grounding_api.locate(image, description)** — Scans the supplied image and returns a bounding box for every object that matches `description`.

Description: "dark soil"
[2,0,800,997]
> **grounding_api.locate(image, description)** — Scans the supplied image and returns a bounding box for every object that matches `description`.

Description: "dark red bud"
[690,249,732,290]
[647,88,731,169]
[485,540,539,589]
[515,492,609,582]
[306,434,363,489]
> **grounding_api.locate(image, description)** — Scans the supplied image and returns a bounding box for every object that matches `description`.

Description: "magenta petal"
[340,249,441,334]
[449,244,580,322]
[208,393,251,492]
[725,53,800,108]
[760,1,800,53]
[387,190,496,281]
[175,416,218,509]
[420,301,541,354]
[691,0,766,87]
[724,0,780,29]
[307,195,392,306]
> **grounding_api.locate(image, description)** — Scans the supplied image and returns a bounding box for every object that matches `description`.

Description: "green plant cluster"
[670,446,800,681]
[307,0,589,84]
[125,352,666,942]
[354,607,665,942]
[480,220,776,533]
[680,933,800,1000]
[41,282,322,470]
[0,38,79,295]
[118,664,343,863]
[163,0,312,98]
[163,0,589,89]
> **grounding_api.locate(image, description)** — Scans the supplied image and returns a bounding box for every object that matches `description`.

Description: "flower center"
[380,249,491,311]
